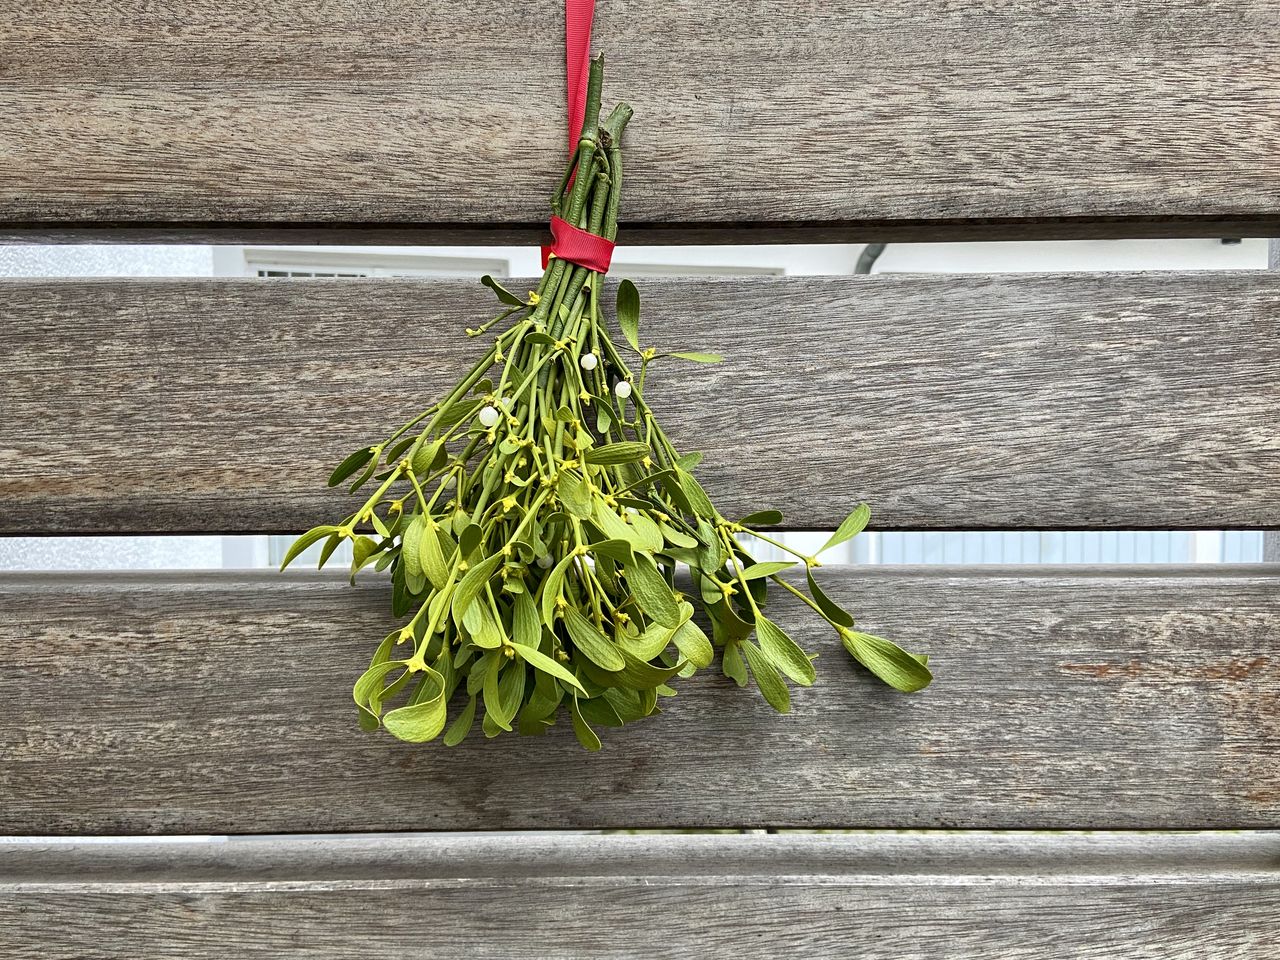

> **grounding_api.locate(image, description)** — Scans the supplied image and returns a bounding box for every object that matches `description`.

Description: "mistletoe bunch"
[282,58,930,749]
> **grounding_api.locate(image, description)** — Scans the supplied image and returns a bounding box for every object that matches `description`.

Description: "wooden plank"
[1,1,1278,242]
[1265,241,1280,560]
[1,566,1276,835]
[9,220,1280,246]
[2,273,1278,534]
[2,833,1278,959]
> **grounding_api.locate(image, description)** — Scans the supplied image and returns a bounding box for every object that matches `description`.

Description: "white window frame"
[211,247,510,279]
[608,262,783,278]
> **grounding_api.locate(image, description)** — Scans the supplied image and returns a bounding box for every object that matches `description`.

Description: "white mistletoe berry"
[614,380,633,399]
[478,405,500,428]
[579,352,598,371]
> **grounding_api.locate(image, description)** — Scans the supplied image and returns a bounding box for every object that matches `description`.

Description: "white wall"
[1,238,1267,280]
[0,244,215,277]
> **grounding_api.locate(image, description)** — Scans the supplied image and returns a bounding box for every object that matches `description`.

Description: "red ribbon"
[542,215,614,273]
[541,0,615,274]
[563,0,595,152]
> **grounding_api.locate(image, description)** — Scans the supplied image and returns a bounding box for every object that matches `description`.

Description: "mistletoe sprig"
[282,57,930,749]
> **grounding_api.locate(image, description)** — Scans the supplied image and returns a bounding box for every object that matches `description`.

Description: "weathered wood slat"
[2,273,1278,534]
[2,833,1278,959]
[1,1,1278,241]
[1,566,1276,835]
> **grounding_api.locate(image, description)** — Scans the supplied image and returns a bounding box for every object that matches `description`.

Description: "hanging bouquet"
[282,58,930,749]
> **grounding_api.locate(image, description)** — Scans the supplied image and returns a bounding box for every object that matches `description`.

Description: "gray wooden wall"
[0,2,1277,957]
[1,0,1278,243]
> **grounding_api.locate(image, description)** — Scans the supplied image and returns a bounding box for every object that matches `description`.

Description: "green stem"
[532,55,606,327]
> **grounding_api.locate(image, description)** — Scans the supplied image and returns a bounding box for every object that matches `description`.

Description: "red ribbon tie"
[541,215,615,273]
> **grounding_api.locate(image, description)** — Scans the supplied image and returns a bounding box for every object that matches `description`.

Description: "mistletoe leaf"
[495,658,528,728]
[738,509,784,527]
[807,569,854,628]
[411,438,446,475]
[383,667,449,743]
[349,535,379,584]
[616,278,641,352]
[328,447,376,487]
[756,615,816,686]
[616,622,674,662]
[741,640,791,713]
[738,560,797,581]
[513,640,587,694]
[585,441,650,465]
[842,631,933,693]
[570,695,602,752]
[481,656,509,731]
[671,619,714,669]
[821,503,872,555]
[420,522,453,590]
[677,469,718,521]
[402,515,426,581]
[443,695,477,747]
[451,553,504,627]
[317,530,343,571]
[353,651,407,731]
[511,588,540,649]
[578,695,625,728]
[587,538,633,565]
[481,274,525,306]
[623,554,682,627]
[564,608,626,671]
[722,642,748,687]
[594,649,687,691]
[280,525,340,571]
[540,553,576,626]
[459,523,483,559]
[557,472,594,518]
[347,451,383,493]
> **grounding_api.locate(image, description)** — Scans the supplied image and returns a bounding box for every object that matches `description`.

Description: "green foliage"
[821,503,872,555]
[616,279,641,353]
[481,274,525,307]
[282,63,930,749]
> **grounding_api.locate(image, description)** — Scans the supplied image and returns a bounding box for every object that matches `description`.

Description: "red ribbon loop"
[564,0,595,152]
[540,0,614,274]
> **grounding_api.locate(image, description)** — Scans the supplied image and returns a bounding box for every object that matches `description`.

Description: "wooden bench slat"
[2,566,1275,835]
[2,834,1277,959]
[4,831,1277,882]
[2,273,1277,534]
[2,1,1278,241]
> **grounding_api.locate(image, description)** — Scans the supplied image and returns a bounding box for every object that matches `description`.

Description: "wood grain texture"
[2,833,1278,959]
[1,1,1278,241]
[1267,244,1279,562]
[2,273,1278,534]
[1,566,1276,835]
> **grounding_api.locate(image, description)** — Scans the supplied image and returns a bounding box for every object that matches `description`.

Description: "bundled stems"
[283,58,930,749]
